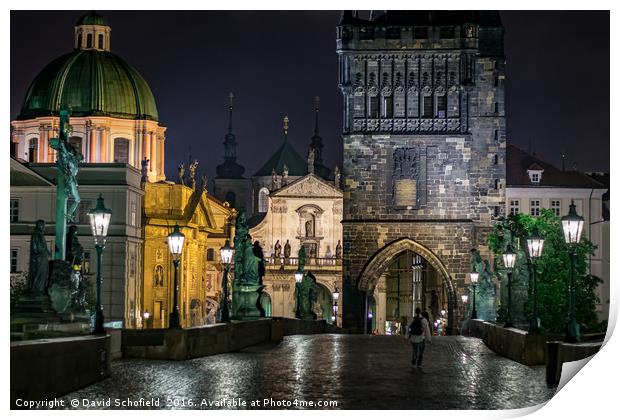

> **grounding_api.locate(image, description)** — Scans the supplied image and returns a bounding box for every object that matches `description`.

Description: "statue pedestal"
[231,283,260,320]
[12,292,55,316]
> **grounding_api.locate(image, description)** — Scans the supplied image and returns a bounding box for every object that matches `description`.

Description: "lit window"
[550,200,561,217]
[530,200,541,217]
[10,199,19,222]
[10,249,18,273]
[509,200,520,216]
[258,187,270,213]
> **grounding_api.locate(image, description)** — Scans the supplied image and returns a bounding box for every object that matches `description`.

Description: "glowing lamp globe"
[527,228,545,259]
[167,224,185,258]
[502,244,517,269]
[562,201,584,244]
[87,194,112,246]
[219,239,234,265]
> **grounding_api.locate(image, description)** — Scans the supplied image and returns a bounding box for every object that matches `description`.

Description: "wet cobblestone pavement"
[60,335,557,410]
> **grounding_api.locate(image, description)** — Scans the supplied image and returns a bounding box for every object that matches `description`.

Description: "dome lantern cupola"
[74,11,111,52]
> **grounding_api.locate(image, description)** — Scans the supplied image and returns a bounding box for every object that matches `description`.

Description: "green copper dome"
[17,49,159,121]
[76,11,109,26]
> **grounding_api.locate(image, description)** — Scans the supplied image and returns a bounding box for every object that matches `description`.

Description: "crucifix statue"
[49,107,82,260]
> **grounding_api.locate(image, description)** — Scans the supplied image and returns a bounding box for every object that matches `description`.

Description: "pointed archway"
[357,237,457,334]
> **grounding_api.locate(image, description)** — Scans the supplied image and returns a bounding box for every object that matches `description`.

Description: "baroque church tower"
[337,11,507,332]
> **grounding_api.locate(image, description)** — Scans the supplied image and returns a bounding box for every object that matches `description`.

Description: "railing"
[265,256,342,267]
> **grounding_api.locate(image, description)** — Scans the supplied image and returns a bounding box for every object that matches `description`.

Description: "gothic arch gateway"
[357,237,457,333]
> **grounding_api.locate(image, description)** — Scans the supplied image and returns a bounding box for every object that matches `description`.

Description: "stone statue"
[469,248,498,321]
[178,163,185,185]
[271,168,278,190]
[284,240,291,259]
[282,164,289,186]
[334,165,341,188]
[305,217,314,237]
[188,159,199,189]
[298,246,307,270]
[200,173,208,192]
[231,208,262,319]
[65,225,84,268]
[27,220,50,294]
[274,240,282,258]
[141,157,149,183]
[335,240,342,259]
[253,241,265,283]
[296,271,317,320]
[307,148,315,174]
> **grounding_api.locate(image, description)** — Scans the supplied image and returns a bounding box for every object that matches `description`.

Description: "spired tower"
[337,11,506,333]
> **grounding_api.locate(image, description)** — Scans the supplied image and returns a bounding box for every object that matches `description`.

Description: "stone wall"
[11,335,111,405]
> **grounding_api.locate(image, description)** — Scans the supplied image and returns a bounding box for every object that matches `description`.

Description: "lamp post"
[143,311,150,329]
[219,239,234,322]
[295,269,304,319]
[502,244,517,328]
[562,201,584,343]
[167,224,185,329]
[469,270,479,320]
[461,294,469,319]
[87,194,112,335]
[526,227,545,334]
[332,287,340,326]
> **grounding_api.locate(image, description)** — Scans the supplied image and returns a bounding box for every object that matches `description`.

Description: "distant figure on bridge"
[406,308,432,368]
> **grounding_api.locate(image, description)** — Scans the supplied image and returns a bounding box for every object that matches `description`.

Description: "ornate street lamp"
[219,239,234,322]
[87,194,112,335]
[469,270,479,320]
[167,224,185,329]
[332,287,340,326]
[502,244,517,328]
[562,201,584,343]
[143,311,150,329]
[295,269,304,319]
[527,228,545,334]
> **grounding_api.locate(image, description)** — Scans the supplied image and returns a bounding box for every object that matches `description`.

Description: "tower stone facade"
[337,11,506,332]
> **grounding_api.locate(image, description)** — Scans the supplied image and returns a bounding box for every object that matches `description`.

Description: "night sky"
[10,10,610,180]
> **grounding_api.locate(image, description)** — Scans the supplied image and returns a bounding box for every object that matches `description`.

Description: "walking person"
[407,308,432,368]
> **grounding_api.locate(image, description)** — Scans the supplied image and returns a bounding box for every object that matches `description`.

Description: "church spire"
[216,93,245,179]
[313,96,320,136]
[308,96,330,180]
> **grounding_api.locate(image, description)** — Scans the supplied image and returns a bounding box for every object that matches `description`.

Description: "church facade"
[337,11,507,333]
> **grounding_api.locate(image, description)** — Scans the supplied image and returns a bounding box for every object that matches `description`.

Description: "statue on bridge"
[231,208,262,320]
[470,248,498,321]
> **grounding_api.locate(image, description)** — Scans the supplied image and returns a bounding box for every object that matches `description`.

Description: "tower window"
[98,34,104,49]
[493,154,498,165]
[414,26,428,39]
[258,187,269,213]
[86,33,93,48]
[422,95,433,118]
[113,138,130,164]
[494,130,499,141]
[383,96,393,118]
[28,138,38,163]
[369,96,379,118]
[494,179,499,189]
[77,33,82,48]
[435,95,447,118]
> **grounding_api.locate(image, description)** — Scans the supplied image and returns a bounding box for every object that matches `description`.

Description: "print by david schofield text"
[69,397,338,408]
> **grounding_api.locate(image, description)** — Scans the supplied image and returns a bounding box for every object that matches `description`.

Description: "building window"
[414,26,428,39]
[493,154,498,165]
[28,138,38,163]
[440,26,455,39]
[386,27,401,39]
[206,248,215,261]
[422,95,433,118]
[494,179,499,189]
[530,200,541,217]
[10,249,18,273]
[382,96,393,118]
[10,199,19,222]
[77,33,82,48]
[86,33,93,48]
[83,251,91,274]
[494,130,499,141]
[550,200,562,217]
[114,138,130,163]
[509,200,520,216]
[369,96,379,118]
[435,95,447,118]
[493,206,500,218]
[98,34,104,49]
[258,187,269,213]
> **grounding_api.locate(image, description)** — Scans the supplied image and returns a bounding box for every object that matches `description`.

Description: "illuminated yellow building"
[142,181,235,328]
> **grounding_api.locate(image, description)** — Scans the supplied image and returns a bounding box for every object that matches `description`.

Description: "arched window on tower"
[98,34,104,49]
[113,138,130,163]
[86,33,93,48]
[225,191,236,208]
[28,138,38,163]
[77,33,82,49]
[258,187,269,213]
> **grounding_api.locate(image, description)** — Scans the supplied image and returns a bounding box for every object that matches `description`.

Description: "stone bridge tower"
[337,11,506,333]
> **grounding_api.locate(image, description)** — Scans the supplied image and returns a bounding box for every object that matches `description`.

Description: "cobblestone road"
[61,335,557,410]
